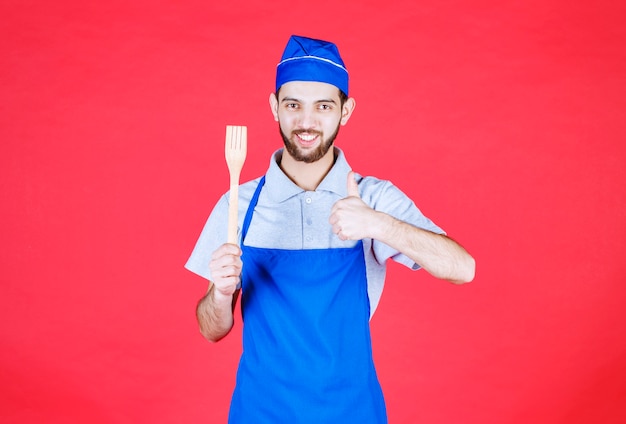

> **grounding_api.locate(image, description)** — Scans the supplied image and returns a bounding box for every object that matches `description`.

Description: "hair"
[338,90,348,106]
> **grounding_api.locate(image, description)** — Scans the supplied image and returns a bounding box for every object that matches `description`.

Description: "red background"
[2,1,625,423]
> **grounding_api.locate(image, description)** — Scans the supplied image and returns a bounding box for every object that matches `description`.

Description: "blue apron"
[229,177,387,423]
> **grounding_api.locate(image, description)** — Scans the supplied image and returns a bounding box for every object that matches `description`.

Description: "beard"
[279,123,341,164]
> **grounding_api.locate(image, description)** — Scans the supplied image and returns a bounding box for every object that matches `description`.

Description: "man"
[186,35,475,423]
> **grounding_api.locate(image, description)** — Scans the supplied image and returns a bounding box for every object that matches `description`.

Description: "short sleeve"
[184,194,229,281]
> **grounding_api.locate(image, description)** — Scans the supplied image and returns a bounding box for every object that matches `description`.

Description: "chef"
[186,35,475,423]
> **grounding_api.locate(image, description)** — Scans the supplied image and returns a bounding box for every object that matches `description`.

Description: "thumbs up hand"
[330,171,378,241]
[346,170,360,198]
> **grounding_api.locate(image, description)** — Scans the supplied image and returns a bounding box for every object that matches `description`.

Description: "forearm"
[196,284,240,342]
[330,183,475,283]
[372,212,475,284]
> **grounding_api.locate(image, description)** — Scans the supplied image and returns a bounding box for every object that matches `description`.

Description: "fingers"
[332,223,348,241]
[211,242,241,258]
[330,173,372,241]
[346,171,360,198]
[330,171,360,218]
[209,243,242,296]
[330,199,361,241]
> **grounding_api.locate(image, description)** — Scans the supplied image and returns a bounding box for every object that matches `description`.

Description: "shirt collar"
[264,147,352,202]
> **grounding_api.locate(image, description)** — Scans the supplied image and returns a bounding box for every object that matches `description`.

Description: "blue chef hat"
[276,35,349,96]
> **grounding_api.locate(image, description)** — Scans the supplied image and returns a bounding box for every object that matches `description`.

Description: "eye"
[285,103,299,110]
[318,103,333,111]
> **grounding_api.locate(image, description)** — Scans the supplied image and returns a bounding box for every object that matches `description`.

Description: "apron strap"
[241,176,266,243]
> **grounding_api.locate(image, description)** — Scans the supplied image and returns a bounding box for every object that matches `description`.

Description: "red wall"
[2,1,625,423]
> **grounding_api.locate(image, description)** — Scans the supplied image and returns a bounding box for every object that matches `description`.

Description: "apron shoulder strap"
[241,176,266,243]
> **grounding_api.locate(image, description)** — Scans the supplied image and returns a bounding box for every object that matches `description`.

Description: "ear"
[340,97,356,126]
[269,92,279,121]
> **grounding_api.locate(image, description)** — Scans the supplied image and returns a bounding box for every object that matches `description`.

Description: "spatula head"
[224,125,247,244]
[225,125,247,172]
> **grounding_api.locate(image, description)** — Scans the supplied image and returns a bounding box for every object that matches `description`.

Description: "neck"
[279,147,336,191]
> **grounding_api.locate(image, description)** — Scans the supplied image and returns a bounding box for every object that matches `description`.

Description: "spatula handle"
[227,174,240,244]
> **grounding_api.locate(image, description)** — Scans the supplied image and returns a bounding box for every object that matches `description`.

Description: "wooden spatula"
[225,125,247,244]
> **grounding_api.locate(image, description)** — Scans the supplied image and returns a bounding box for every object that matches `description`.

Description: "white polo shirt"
[185,148,444,317]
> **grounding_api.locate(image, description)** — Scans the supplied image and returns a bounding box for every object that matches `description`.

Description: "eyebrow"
[280,97,338,104]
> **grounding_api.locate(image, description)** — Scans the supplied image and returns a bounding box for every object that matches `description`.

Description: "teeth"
[299,134,316,141]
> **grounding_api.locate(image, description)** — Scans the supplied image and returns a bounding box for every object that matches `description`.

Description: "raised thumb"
[347,171,360,198]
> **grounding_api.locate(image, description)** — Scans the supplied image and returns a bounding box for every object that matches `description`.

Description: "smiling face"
[270,81,355,164]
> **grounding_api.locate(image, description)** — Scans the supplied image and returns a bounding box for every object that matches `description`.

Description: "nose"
[297,106,316,129]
